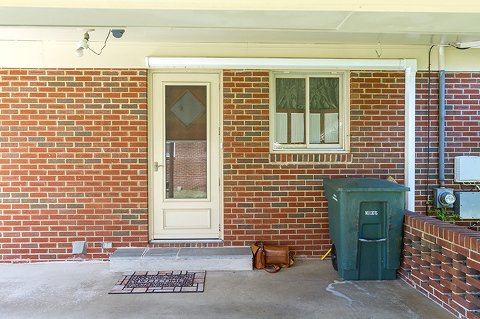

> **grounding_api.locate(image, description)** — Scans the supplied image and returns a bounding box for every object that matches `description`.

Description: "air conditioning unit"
[455,156,480,183]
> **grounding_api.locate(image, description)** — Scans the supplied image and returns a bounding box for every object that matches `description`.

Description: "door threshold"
[149,239,224,244]
[109,246,252,272]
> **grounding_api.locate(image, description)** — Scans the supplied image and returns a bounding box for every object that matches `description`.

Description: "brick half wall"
[400,211,480,318]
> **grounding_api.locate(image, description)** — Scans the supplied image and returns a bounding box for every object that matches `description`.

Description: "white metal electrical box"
[454,156,480,183]
[455,192,480,219]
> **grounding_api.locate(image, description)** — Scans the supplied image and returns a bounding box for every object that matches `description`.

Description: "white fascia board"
[146,57,415,70]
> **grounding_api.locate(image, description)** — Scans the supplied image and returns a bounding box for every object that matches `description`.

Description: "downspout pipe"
[438,46,446,187]
[404,61,417,211]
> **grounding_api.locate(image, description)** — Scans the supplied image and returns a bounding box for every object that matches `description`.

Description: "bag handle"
[263,264,282,273]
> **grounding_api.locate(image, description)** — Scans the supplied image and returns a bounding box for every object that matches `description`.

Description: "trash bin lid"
[323,177,410,192]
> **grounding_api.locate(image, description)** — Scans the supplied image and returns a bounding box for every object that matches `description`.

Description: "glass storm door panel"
[150,73,221,240]
[165,86,207,199]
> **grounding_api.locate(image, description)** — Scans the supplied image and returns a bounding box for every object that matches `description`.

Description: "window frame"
[269,70,350,153]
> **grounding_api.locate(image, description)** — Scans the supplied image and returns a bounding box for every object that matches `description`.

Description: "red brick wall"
[222,70,407,257]
[415,72,480,219]
[0,68,446,262]
[400,211,480,318]
[0,69,148,261]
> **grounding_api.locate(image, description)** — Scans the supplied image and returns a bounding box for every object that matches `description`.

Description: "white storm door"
[150,73,221,240]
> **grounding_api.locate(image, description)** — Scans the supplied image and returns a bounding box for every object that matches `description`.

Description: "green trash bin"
[323,177,409,280]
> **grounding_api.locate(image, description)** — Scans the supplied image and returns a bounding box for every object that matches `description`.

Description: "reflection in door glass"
[165,142,207,198]
[165,85,207,199]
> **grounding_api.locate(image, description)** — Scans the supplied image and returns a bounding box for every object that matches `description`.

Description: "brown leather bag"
[251,241,294,273]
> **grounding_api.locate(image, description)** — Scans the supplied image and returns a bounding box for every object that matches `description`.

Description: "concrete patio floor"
[0,259,455,319]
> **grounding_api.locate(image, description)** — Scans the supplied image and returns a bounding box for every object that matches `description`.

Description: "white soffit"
[3,0,480,12]
[0,8,349,30]
[0,5,480,47]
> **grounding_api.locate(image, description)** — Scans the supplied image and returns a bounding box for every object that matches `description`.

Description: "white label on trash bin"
[365,211,378,216]
[332,194,338,202]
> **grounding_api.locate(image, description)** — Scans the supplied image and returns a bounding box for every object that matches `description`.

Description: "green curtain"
[309,77,339,110]
[275,78,305,110]
[276,77,339,111]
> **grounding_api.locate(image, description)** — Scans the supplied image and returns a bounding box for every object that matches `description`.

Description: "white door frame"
[147,70,223,242]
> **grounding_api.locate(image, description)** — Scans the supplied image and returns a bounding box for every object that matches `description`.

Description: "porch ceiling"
[0,1,480,47]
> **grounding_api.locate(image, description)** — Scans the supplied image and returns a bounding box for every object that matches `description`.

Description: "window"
[271,71,349,152]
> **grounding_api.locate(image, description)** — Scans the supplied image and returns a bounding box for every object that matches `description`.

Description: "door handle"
[358,238,387,243]
[154,162,163,172]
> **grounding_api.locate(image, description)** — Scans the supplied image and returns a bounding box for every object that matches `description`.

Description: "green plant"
[426,197,460,223]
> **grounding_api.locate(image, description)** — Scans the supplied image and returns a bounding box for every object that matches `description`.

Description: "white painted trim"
[148,72,223,240]
[146,57,412,70]
[268,70,350,153]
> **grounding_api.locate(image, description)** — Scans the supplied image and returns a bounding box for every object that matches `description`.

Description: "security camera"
[111,29,125,39]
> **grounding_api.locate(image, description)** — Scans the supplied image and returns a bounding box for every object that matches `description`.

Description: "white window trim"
[269,70,350,154]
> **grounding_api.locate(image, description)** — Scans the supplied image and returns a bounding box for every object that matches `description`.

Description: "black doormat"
[109,270,205,294]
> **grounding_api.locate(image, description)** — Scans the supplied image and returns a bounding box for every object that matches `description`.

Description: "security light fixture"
[75,32,90,57]
[75,29,125,57]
